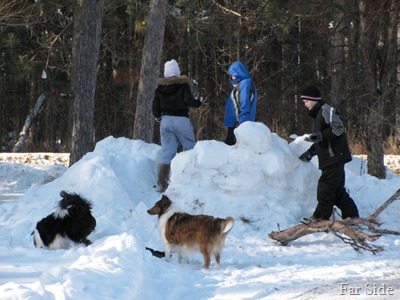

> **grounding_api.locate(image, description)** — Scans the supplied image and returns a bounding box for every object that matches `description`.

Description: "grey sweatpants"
[159,115,196,164]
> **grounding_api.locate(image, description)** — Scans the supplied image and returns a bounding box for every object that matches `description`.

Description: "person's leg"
[334,170,359,219]
[157,116,179,192]
[313,163,343,220]
[224,127,236,145]
[160,116,179,164]
[172,117,196,151]
[156,164,170,192]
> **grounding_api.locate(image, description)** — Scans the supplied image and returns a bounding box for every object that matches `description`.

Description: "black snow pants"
[224,127,236,146]
[313,162,359,220]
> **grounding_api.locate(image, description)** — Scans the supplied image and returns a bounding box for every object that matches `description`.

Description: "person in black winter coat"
[152,59,203,192]
[298,85,359,224]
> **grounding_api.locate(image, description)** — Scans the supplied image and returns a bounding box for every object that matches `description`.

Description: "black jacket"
[152,75,201,118]
[307,101,352,169]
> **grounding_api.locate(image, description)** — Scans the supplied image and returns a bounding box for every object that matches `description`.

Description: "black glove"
[155,117,162,123]
[299,150,313,162]
[304,132,322,143]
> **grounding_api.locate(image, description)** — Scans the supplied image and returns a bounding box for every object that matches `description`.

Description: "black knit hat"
[300,85,321,101]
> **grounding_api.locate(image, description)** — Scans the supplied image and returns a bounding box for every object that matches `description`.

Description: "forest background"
[0,0,399,179]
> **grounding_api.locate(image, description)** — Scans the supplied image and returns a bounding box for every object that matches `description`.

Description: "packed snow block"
[235,121,272,153]
[194,140,228,169]
[170,150,196,186]
[258,148,286,176]
[171,140,229,188]
[170,122,312,193]
[94,136,161,161]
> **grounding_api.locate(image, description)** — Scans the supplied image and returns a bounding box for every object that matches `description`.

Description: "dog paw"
[80,239,92,246]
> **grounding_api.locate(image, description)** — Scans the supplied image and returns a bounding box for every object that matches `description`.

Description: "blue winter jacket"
[224,61,258,127]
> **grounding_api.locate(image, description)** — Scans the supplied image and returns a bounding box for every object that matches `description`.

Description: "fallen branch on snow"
[269,189,400,254]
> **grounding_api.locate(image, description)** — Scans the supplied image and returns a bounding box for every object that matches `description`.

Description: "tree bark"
[358,0,385,179]
[69,0,104,166]
[386,0,400,148]
[329,16,345,108]
[366,105,385,178]
[133,0,168,143]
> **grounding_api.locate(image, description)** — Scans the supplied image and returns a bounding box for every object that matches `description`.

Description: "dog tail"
[221,217,234,234]
[55,191,93,219]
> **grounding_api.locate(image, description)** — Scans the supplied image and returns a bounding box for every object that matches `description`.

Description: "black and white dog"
[33,191,96,250]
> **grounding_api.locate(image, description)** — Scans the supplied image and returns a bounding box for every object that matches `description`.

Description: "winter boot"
[300,216,322,225]
[156,164,170,192]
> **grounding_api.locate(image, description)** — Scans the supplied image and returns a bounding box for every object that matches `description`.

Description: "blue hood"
[228,61,251,84]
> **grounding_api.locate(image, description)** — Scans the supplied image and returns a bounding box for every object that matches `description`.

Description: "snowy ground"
[1,121,400,300]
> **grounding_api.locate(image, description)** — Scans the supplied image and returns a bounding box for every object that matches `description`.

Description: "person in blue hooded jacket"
[224,61,258,145]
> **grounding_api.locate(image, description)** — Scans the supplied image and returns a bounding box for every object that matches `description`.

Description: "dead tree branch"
[269,189,400,253]
[368,188,400,221]
[12,94,47,152]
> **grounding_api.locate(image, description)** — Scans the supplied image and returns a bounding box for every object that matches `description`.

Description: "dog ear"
[160,195,172,207]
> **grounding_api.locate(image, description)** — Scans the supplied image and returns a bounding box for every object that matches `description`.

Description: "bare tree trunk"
[396,53,400,146]
[329,16,345,108]
[12,94,46,152]
[366,103,385,178]
[388,0,400,147]
[133,0,168,143]
[358,0,385,179]
[69,0,104,166]
[396,66,400,146]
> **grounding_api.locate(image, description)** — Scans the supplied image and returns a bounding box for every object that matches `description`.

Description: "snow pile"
[1,121,400,299]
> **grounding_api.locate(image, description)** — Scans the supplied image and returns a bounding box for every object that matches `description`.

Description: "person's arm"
[308,143,317,156]
[307,105,345,143]
[299,144,316,162]
[152,91,161,118]
[238,79,252,123]
[183,84,202,108]
[321,104,344,140]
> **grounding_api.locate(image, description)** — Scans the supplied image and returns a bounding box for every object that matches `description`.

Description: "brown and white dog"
[147,195,234,269]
